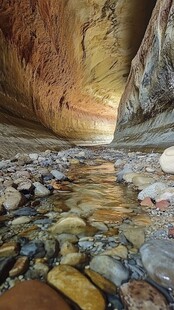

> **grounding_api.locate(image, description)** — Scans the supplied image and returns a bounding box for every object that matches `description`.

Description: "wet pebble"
[20,241,45,258]
[140,239,174,289]
[33,182,50,197]
[90,255,129,286]
[47,265,106,310]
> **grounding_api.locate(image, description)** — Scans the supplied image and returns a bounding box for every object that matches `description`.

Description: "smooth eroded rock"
[140,239,174,289]
[9,256,29,277]
[60,253,87,266]
[120,280,168,310]
[85,268,117,294]
[0,280,71,310]
[50,216,86,235]
[90,255,129,286]
[160,146,174,174]
[33,182,50,197]
[47,265,105,310]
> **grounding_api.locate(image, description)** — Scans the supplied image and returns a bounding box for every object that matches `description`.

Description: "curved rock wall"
[113,0,174,148]
[0,0,155,144]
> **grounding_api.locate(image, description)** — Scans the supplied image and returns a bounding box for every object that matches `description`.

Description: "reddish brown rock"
[140,197,154,208]
[120,280,168,310]
[156,200,170,211]
[0,280,71,310]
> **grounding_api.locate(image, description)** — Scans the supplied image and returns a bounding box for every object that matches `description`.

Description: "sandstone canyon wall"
[0,0,155,144]
[113,0,174,148]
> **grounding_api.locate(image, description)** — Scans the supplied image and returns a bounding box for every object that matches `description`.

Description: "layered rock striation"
[113,0,174,148]
[0,0,155,144]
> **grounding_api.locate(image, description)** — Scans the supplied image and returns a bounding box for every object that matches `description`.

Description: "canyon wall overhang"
[113,0,174,148]
[0,0,155,144]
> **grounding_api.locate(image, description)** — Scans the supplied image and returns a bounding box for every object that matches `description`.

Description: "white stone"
[160,146,174,174]
[11,216,31,225]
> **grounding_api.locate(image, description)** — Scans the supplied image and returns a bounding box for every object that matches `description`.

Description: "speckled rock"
[120,280,168,310]
[90,255,129,286]
[0,280,71,310]
[2,187,24,211]
[138,183,167,200]
[47,265,105,310]
[140,239,174,289]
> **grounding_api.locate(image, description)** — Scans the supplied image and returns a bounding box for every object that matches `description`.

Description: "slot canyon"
[0,1,174,310]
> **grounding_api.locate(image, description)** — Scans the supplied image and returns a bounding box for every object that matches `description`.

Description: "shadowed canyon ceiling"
[1,0,170,146]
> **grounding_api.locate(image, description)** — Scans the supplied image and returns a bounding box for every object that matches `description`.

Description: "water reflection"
[49,162,138,224]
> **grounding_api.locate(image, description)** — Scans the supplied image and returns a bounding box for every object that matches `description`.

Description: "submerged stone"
[140,239,174,289]
[50,216,86,235]
[90,255,129,286]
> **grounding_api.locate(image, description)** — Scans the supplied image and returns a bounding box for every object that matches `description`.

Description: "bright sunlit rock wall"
[0,0,155,144]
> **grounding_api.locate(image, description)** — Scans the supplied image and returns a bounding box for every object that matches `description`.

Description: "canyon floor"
[0,143,174,310]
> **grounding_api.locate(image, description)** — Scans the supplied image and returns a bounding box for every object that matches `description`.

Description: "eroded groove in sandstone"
[0,0,156,143]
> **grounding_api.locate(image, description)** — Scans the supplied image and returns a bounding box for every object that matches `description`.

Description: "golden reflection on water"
[50,161,139,224]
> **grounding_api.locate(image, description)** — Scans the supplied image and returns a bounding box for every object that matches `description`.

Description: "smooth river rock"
[140,239,174,289]
[0,280,71,310]
[50,216,86,235]
[47,265,105,310]
[85,268,117,294]
[33,182,50,197]
[160,146,174,174]
[120,280,168,310]
[90,255,129,286]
